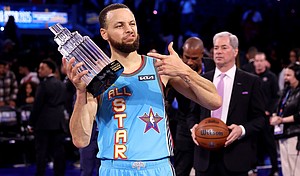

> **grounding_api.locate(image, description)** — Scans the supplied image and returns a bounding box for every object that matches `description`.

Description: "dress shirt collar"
[48,73,55,77]
[214,65,236,80]
[43,73,55,81]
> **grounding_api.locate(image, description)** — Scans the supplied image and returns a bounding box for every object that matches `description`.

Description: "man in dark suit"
[188,31,265,176]
[241,46,258,73]
[29,59,67,176]
[252,52,279,176]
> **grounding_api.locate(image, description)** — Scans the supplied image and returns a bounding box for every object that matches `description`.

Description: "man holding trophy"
[60,3,221,176]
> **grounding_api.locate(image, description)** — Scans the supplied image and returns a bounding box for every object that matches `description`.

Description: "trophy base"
[87,60,124,97]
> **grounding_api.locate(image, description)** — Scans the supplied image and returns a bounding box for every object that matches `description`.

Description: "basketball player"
[63,3,221,176]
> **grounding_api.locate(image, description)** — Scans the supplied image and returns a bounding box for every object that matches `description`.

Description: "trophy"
[49,23,124,97]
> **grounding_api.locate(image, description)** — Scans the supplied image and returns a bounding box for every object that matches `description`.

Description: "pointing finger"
[147,52,166,61]
[167,42,176,55]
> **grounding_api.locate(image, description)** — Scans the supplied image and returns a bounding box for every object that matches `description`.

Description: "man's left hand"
[225,124,242,147]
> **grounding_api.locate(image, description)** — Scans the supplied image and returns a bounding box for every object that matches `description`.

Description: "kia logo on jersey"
[138,75,155,81]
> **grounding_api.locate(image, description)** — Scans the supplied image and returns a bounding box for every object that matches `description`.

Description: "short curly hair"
[98,3,130,29]
[41,59,57,73]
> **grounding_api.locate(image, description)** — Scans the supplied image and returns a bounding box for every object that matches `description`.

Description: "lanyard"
[278,89,291,117]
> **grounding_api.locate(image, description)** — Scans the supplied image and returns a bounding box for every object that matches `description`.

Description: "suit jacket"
[202,57,215,73]
[188,68,265,172]
[241,61,255,73]
[29,76,67,132]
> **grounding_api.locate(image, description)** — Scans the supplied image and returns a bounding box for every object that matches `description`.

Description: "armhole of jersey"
[152,58,166,99]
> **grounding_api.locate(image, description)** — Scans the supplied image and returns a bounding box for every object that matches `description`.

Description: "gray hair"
[213,31,239,49]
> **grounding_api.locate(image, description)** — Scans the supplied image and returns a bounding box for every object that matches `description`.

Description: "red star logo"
[139,107,163,133]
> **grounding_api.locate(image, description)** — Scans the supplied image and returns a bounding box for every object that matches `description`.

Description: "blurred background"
[0,0,299,175]
[0,0,300,70]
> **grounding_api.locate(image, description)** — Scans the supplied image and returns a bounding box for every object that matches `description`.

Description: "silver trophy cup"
[49,23,124,97]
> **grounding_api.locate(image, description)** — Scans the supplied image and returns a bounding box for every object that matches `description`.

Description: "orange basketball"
[195,117,229,150]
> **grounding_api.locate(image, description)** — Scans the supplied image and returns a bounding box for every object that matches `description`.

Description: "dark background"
[1,0,300,76]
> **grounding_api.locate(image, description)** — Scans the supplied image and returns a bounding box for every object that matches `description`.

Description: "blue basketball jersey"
[96,56,173,161]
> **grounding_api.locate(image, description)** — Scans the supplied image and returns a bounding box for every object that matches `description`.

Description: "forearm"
[180,70,221,110]
[70,90,97,148]
[270,115,294,125]
[281,115,294,123]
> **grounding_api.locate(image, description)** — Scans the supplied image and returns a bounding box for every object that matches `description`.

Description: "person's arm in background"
[270,113,300,124]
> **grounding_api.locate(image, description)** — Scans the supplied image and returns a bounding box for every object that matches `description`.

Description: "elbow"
[72,137,90,148]
[209,95,222,110]
[196,94,222,110]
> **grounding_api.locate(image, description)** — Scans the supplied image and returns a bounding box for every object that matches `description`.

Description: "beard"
[108,34,140,53]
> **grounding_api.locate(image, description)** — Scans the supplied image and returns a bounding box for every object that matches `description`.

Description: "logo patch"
[138,75,155,81]
[139,107,163,133]
[132,161,146,170]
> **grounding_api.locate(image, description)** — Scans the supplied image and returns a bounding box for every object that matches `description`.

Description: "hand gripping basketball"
[195,117,229,150]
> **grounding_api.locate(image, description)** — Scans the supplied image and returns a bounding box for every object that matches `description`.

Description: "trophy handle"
[86,60,124,97]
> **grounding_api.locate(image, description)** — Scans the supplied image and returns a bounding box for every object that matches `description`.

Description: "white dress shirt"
[212,65,246,137]
[212,65,236,123]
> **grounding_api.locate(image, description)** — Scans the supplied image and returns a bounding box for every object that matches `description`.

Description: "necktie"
[212,73,225,119]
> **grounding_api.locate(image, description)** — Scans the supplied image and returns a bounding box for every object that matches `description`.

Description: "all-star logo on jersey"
[139,107,163,133]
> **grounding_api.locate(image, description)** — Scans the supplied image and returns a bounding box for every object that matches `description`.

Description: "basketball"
[195,117,229,150]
